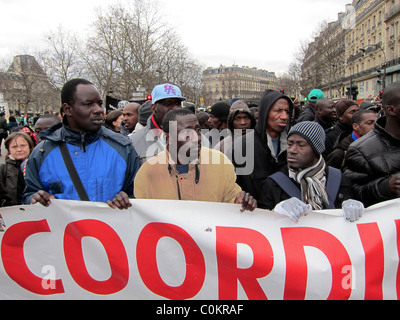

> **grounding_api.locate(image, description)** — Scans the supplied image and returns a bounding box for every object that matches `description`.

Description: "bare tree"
[278,62,302,98]
[37,25,85,91]
[84,0,203,102]
[2,0,204,113]
[300,21,345,98]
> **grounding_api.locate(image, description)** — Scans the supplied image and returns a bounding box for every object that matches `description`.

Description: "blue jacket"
[23,122,140,204]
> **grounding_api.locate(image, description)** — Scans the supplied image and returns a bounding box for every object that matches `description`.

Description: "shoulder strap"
[59,142,90,201]
[270,168,342,209]
[326,167,342,209]
[269,172,301,200]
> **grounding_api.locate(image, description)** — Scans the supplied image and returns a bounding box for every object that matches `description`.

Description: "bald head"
[382,82,400,110]
[34,114,61,142]
[123,103,140,132]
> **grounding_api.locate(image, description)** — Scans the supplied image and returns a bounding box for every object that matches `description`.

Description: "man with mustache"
[23,78,140,209]
[133,108,257,212]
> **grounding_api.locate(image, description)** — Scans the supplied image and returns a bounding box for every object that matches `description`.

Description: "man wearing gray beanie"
[260,121,364,223]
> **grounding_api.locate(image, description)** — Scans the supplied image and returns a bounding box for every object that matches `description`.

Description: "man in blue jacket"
[23,79,140,210]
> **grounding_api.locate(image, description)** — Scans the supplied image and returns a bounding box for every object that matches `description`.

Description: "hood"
[40,118,102,151]
[227,109,256,133]
[255,90,293,143]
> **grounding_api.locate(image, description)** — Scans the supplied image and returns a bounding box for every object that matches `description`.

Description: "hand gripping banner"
[0,198,400,300]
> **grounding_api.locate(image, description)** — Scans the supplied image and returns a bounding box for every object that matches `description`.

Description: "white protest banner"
[0,198,399,300]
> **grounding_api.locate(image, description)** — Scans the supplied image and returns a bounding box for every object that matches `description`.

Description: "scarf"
[292,156,329,210]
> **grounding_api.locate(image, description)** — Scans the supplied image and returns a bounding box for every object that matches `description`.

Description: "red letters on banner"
[64,220,129,295]
[357,223,384,300]
[281,227,352,300]
[1,219,399,299]
[216,227,273,300]
[395,220,400,299]
[1,220,65,295]
[136,222,206,300]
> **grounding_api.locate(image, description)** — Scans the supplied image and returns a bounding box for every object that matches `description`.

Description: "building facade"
[0,55,59,115]
[201,65,278,106]
[302,0,400,104]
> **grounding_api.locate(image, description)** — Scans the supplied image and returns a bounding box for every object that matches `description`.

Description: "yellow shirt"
[134,147,242,203]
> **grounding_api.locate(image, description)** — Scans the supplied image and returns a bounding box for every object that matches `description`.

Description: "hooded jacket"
[23,121,140,204]
[231,90,293,207]
[214,108,256,155]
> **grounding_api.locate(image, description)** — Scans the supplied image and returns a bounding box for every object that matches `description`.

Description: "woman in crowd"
[104,109,124,133]
[0,132,34,207]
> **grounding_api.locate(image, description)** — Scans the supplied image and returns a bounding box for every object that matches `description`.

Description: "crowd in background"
[1,80,399,223]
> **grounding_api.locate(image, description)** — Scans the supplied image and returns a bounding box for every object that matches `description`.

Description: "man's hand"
[273,197,312,222]
[107,191,132,210]
[30,190,55,207]
[234,191,257,212]
[388,173,400,196]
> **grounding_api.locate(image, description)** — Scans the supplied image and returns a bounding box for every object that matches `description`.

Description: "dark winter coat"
[296,104,315,123]
[260,165,353,210]
[324,121,352,158]
[0,158,25,206]
[326,132,355,169]
[343,117,400,207]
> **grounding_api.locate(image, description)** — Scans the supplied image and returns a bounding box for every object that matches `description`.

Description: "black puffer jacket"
[343,117,400,207]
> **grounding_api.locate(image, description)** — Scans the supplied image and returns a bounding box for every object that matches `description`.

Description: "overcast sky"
[0,0,351,74]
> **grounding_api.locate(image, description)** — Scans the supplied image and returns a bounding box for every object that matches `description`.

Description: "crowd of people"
[1,79,399,223]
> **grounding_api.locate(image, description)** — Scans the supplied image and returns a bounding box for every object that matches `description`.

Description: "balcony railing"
[346,42,383,64]
[317,57,400,90]
[385,4,400,22]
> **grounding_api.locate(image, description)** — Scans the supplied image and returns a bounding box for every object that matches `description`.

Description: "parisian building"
[302,0,400,103]
[201,65,278,106]
[0,55,59,115]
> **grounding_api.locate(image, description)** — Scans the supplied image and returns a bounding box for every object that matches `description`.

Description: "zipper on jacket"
[168,164,182,200]
[81,133,86,152]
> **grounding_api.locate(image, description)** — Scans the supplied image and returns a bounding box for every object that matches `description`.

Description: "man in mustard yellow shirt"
[133,108,257,212]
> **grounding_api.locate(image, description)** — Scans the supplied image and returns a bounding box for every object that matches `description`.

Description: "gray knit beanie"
[288,121,326,155]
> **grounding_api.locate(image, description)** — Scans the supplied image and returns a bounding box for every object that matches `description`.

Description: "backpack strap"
[59,142,90,201]
[269,172,301,200]
[325,166,342,209]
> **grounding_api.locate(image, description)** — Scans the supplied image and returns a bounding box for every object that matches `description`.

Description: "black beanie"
[209,102,230,122]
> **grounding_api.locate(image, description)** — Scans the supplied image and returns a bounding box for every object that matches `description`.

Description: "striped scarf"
[293,156,329,210]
